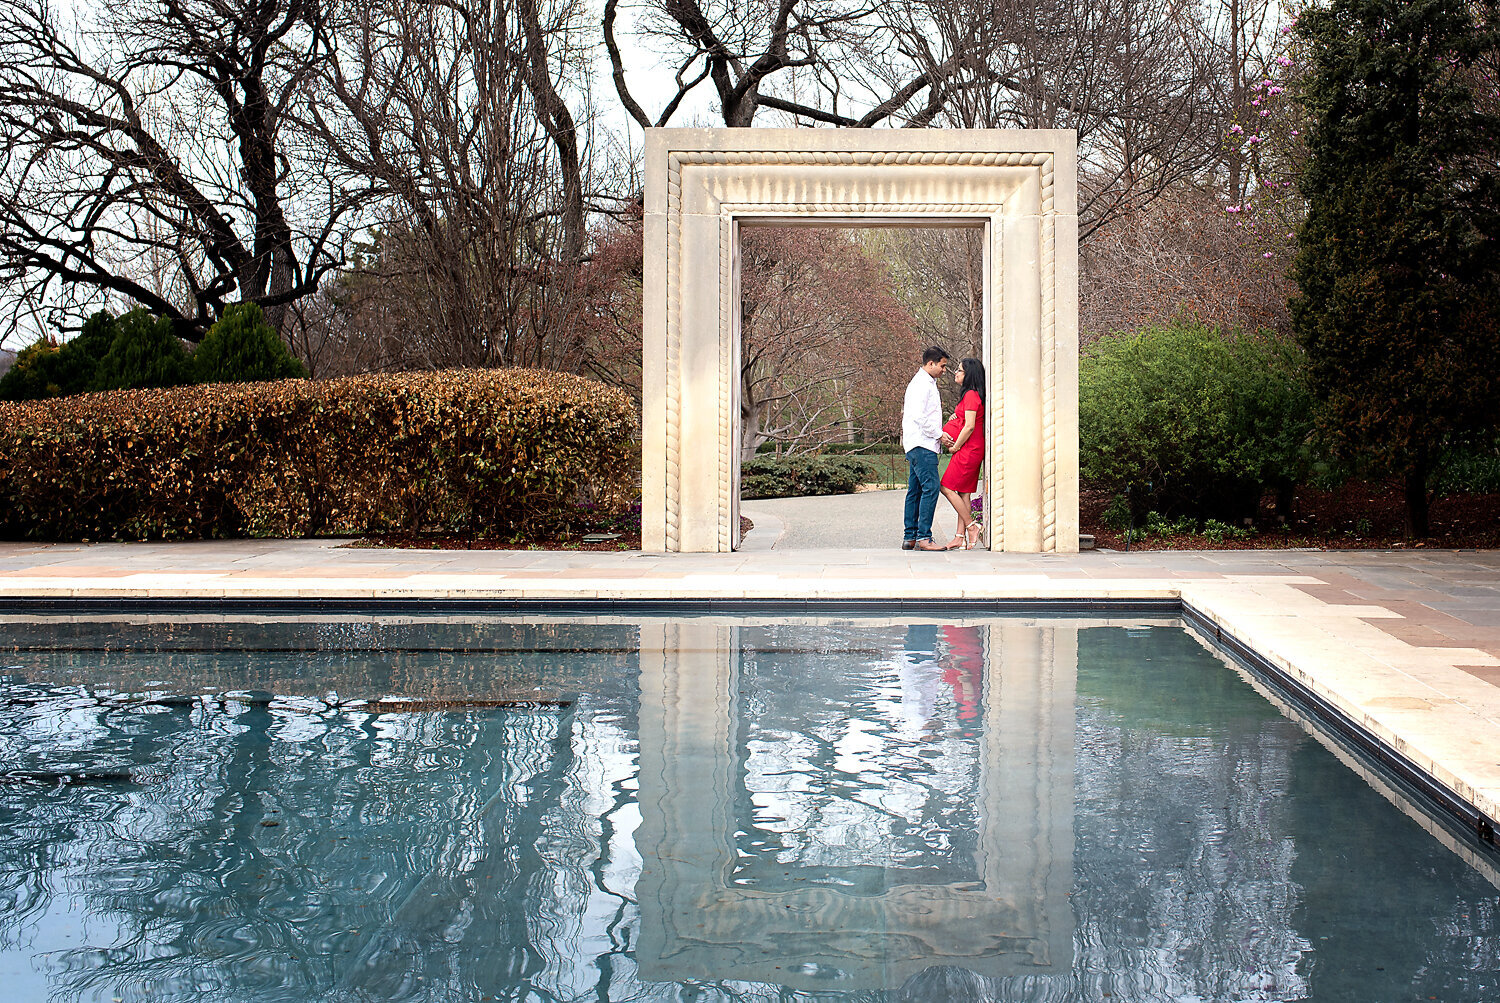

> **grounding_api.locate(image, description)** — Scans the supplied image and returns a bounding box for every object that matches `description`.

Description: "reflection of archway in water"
[635,618,1077,990]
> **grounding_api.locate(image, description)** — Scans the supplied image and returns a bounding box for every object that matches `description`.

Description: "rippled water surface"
[1,616,1498,1002]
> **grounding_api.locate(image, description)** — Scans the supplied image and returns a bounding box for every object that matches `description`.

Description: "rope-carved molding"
[670,150,1055,167]
[721,203,1008,215]
[717,215,733,552]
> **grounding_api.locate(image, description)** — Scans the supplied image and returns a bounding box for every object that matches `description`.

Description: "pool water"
[1,617,1497,1001]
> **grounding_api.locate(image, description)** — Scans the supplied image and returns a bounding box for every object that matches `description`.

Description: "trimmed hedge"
[0,370,637,541]
[1080,323,1314,521]
[741,455,874,499]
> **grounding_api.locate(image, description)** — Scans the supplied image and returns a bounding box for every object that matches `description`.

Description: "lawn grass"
[862,452,955,489]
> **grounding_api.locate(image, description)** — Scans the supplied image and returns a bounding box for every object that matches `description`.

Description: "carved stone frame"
[643,129,1079,552]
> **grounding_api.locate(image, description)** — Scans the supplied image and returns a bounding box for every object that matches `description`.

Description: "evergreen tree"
[93,308,192,391]
[192,303,307,383]
[0,311,118,401]
[0,338,60,400]
[1291,0,1500,536]
[52,310,117,393]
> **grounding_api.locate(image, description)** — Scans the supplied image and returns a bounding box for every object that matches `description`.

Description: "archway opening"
[731,221,989,551]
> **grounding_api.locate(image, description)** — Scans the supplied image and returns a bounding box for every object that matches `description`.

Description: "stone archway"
[642,129,1078,553]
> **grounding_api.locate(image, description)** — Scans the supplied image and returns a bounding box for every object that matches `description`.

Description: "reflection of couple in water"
[902,624,984,733]
[900,347,986,552]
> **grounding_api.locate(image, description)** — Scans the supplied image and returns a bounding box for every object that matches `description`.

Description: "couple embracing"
[901,346,986,552]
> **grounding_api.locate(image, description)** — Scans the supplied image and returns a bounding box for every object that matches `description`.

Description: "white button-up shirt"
[901,368,942,454]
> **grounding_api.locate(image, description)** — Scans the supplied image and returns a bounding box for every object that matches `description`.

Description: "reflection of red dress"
[940,390,984,493]
[941,625,984,725]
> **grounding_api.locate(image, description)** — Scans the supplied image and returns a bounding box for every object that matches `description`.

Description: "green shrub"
[194,303,307,383]
[1144,512,1199,538]
[741,455,874,499]
[1200,518,1251,542]
[1127,511,1252,542]
[94,308,192,391]
[63,311,119,392]
[0,339,61,401]
[1080,322,1315,522]
[0,311,119,401]
[0,369,637,541]
[1433,435,1500,494]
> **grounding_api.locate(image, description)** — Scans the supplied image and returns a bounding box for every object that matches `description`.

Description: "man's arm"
[902,377,924,422]
[919,382,944,441]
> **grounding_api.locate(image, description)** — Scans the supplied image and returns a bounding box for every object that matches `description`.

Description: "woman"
[940,357,986,550]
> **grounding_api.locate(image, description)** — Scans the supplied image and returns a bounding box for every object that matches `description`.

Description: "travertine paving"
[2,540,1498,838]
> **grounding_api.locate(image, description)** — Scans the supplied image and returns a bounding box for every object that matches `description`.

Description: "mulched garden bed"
[346,515,753,552]
[348,533,644,552]
[1083,481,1500,551]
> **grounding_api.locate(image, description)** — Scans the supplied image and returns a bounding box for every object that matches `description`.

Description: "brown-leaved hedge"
[0,370,638,541]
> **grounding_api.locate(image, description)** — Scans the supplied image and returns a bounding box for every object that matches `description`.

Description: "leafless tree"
[1078,185,1294,339]
[603,0,1262,245]
[874,226,984,360]
[739,226,920,458]
[604,0,968,129]
[0,0,353,339]
[1189,0,1285,201]
[303,0,608,371]
[880,0,1226,238]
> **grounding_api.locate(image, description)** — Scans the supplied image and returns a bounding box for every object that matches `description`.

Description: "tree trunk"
[741,398,768,462]
[1403,466,1430,538]
[517,0,585,265]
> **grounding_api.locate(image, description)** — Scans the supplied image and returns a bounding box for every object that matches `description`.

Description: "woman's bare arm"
[951,410,977,451]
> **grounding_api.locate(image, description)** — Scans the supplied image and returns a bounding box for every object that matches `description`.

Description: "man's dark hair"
[921,346,949,365]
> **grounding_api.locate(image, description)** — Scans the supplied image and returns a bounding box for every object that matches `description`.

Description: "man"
[902,346,949,551]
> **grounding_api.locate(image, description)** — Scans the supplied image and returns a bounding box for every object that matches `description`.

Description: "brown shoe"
[915,538,948,551]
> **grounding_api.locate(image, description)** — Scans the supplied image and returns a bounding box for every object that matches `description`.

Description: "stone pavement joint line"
[2,540,1499,838]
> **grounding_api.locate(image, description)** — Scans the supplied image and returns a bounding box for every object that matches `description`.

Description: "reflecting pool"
[1,617,1497,1001]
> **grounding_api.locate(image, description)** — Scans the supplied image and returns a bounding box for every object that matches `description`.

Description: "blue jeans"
[904,447,940,542]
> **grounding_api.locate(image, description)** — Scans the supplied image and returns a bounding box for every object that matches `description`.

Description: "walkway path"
[2,539,1499,846]
[741,489,912,549]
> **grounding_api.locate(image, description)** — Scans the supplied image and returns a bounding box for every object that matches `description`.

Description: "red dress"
[940,390,984,493]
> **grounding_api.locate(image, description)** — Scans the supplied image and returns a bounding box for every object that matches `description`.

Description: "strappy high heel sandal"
[964,521,983,550]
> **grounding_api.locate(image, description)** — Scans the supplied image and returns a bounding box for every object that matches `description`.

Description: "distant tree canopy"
[738,227,923,459]
[0,0,1307,378]
[1291,0,1500,536]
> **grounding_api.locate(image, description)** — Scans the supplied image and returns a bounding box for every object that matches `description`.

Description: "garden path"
[741,488,918,550]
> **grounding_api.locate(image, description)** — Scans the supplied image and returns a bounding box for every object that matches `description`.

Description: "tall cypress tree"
[1291,0,1500,537]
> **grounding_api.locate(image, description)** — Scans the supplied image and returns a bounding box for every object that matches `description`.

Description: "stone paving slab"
[1,540,1499,839]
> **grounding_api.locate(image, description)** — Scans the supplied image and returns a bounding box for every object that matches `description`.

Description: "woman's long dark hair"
[959,357,986,405]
